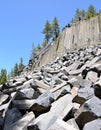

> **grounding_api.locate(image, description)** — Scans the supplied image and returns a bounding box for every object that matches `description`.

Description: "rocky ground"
[0,44,101,130]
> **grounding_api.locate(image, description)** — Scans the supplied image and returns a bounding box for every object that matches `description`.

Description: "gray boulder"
[73,87,94,104]
[3,108,22,130]
[83,119,101,130]
[5,112,35,130]
[29,94,73,130]
[30,92,54,113]
[0,94,9,105]
[75,96,101,129]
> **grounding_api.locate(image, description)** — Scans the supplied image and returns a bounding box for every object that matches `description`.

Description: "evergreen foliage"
[30,43,41,60]
[42,20,52,45]
[19,57,24,71]
[86,5,97,19]
[14,63,19,76]
[71,8,86,23]
[52,17,60,40]
[0,69,7,84]
[71,5,97,23]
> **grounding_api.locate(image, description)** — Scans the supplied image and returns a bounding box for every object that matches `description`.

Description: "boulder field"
[0,44,101,130]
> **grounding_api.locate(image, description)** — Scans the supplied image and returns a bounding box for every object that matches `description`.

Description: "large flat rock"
[29,94,73,130]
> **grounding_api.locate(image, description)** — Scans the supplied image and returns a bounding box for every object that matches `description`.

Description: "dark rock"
[94,84,101,99]
[28,125,40,130]
[0,116,3,130]
[82,68,89,79]
[5,112,35,130]
[3,108,22,130]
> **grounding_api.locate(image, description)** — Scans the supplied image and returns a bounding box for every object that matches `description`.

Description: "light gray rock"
[67,118,80,130]
[75,96,101,129]
[79,79,92,88]
[20,87,35,99]
[61,75,68,81]
[22,79,34,88]
[86,71,99,83]
[55,85,71,100]
[73,87,94,104]
[48,119,79,130]
[0,94,9,105]
[34,79,50,90]
[83,119,101,130]
[29,94,73,130]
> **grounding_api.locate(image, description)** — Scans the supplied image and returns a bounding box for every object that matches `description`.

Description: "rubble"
[0,44,101,130]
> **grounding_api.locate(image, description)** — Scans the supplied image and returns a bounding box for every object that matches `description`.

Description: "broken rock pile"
[0,44,101,130]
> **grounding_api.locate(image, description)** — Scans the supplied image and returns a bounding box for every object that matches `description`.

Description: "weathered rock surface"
[83,119,101,130]
[75,96,101,129]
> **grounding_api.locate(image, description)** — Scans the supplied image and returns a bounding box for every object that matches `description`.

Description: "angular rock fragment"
[75,96,101,129]
[30,92,54,114]
[55,85,71,100]
[29,94,73,130]
[3,108,22,130]
[34,79,50,90]
[86,71,99,83]
[5,112,35,130]
[20,87,36,99]
[73,87,94,104]
[0,94,9,105]
[94,84,101,99]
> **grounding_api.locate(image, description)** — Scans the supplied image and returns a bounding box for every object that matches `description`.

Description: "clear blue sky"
[0,0,101,73]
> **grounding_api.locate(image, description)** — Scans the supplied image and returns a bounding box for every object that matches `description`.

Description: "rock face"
[30,13,101,68]
[1,43,101,130]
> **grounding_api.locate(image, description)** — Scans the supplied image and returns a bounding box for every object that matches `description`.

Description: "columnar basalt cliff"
[33,13,101,67]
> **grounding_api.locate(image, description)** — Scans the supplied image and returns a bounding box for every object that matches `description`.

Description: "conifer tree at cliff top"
[42,20,52,45]
[52,17,60,40]
[86,5,97,19]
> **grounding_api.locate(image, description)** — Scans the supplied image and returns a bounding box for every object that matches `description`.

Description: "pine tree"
[75,8,81,20]
[80,10,86,19]
[42,20,52,44]
[14,63,19,76]
[86,5,97,19]
[19,57,24,71]
[42,40,47,47]
[37,43,41,50]
[0,69,7,84]
[52,17,60,40]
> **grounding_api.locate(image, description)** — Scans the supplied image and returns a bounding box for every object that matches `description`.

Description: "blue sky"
[0,0,101,73]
